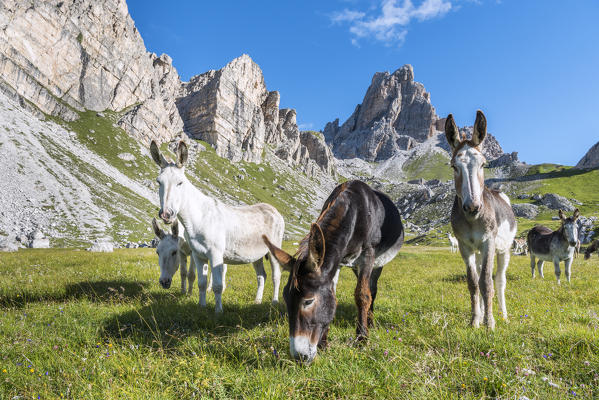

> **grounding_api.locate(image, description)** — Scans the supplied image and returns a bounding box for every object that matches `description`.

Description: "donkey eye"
[177,181,183,186]
[303,298,315,307]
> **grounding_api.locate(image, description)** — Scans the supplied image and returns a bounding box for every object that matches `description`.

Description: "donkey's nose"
[462,202,480,214]
[159,208,173,223]
[159,278,172,289]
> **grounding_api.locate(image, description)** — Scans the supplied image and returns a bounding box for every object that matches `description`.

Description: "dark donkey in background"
[585,239,599,260]
[263,180,404,363]
[528,209,580,284]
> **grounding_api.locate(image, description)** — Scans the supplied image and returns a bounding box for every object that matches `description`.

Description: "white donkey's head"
[152,217,181,289]
[445,110,488,217]
[150,140,189,224]
[559,208,580,247]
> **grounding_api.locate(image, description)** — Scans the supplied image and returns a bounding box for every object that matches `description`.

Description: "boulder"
[512,203,539,219]
[87,240,114,252]
[29,238,50,248]
[0,236,18,252]
[540,193,575,211]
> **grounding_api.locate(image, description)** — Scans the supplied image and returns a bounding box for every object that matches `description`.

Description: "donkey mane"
[290,182,349,286]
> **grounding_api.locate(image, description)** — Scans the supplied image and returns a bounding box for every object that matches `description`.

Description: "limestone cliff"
[0,0,183,143]
[177,55,334,176]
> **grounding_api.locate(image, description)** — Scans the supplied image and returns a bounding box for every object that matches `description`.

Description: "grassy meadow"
[1,246,598,399]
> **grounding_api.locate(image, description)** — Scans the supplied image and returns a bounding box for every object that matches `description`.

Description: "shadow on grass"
[442,272,522,284]
[100,294,373,348]
[486,166,591,185]
[0,279,149,308]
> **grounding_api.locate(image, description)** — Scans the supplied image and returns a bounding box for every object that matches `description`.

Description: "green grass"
[403,152,452,181]
[1,247,598,399]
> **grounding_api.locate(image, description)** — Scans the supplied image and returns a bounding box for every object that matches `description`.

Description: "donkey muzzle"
[159,208,174,224]
[462,202,481,215]
[159,278,172,289]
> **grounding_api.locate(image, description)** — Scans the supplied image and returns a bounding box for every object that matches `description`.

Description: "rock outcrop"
[0,0,183,143]
[177,55,334,175]
[575,141,599,170]
[323,64,439,161]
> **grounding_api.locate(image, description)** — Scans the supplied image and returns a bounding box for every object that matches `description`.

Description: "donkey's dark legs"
[355,248,375,340]
[367,267,383,327]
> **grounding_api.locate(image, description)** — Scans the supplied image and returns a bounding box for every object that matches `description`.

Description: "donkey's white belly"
[495,219,517,252]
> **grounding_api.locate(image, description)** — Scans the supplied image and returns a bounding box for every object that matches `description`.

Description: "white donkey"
[150,140,285,313]
[152,217,198,294]
[447,233,459,253]
[445,111,517,330]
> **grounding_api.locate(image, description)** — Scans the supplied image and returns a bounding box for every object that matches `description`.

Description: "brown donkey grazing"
[584,239,599,260]
[445,111,517,330]
[262,180,404,363]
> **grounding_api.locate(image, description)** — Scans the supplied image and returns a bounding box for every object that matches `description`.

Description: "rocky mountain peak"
[323,64,439,161]
[176,55,334,176]
[576,141,599,170]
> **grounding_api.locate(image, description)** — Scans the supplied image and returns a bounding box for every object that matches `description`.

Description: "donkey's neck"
[176,180,221,231]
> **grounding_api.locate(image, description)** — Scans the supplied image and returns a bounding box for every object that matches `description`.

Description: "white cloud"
[331,0,453,47]
[330,9,366,24]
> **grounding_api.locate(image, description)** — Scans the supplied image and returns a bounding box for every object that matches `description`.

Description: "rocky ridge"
[0,2,334,176]
[0,0,183,143]
[176,55,334,176]
[324,64,507,164]
[576,141,599,170]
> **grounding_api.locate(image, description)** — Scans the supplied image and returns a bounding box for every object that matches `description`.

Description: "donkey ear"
[171,218,179,237]
[152,218,165,239]
[558,209,565,221]
[177,141,188,167]
[262,235,295,272]
[150,140,167,168]
[471,110,487,146]
[444,114,461,151]
[307,223,325,272]
[573,208,580,221]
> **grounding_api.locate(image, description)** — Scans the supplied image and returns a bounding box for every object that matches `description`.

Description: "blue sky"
[128,0,599,166]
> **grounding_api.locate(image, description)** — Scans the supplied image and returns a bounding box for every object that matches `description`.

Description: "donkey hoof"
[271,299,279,305]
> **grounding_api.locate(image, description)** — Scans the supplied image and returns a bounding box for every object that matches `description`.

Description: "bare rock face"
[324,65,439,161]
[177,55,334,175]
[576,141,599,170]
[0,0,182,142]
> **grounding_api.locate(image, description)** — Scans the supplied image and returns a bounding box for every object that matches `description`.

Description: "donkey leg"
[187,256,196,295]
[252,258,267,304]
[368,267,383,328]
[475,252,484,316]
[564,257,573,283]
[553,258,561,285]
[479,241,496,330]
[530,254,536,278]
[193,254,209,308]
[268,254,281,304]
[496,251,509,321]
[180,254,188,294]
[209,254,226,313]
[332,267,341,296]
[537,260,545,278]
[207,267,212,292]
[355,248,375,340]
[222,264,228,292]
[460,246,481,328]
